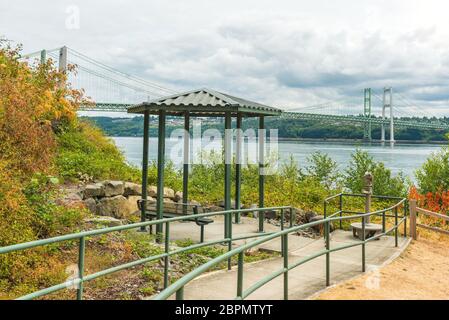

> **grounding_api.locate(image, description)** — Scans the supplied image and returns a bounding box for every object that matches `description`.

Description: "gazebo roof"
[127,88,282,117]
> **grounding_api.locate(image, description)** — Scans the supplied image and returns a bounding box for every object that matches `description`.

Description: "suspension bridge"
[22,46,449,142]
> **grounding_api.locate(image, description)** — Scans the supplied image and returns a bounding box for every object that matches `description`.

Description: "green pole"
[182,112,190,213]
[258,115,265,232]
[235,113,242,224]
[156,110,166,237]
[224,112,232,269]
[76,236,85,300]
[140,111,150,232]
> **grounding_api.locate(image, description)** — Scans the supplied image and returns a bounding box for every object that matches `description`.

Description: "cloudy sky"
[2,0,449,116]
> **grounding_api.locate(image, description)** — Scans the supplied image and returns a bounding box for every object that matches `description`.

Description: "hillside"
[83,116,449,142]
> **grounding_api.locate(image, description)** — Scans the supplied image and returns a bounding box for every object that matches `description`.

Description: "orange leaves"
[0,43,86,178]
[409,185,449,215]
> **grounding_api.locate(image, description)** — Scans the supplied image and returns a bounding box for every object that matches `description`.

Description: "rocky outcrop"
[103,181,125,197]
[83,183,105,198]
[97,195,130,219]
[124,182,142,196]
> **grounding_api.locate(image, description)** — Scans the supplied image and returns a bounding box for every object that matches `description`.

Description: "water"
[111,137,443,179]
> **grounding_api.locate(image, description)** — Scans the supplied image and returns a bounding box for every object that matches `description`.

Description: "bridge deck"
[159,220,409,300]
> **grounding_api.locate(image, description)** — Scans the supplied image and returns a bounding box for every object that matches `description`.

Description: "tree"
[344,149,408,197]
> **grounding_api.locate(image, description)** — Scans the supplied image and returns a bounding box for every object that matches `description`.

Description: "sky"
[2,0,449,116]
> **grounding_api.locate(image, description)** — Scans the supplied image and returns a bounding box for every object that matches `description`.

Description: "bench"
[136,200,214,242]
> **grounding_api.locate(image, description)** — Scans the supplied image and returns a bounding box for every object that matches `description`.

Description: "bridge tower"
[381,87,394,143]
[363,88,372,141]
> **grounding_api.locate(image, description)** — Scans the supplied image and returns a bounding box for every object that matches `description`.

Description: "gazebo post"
[156,110,166,238]
[224,112,232,240]
[258,115,265,232]
[182,112,190,212]
[234,113,242,224]
[140,110,150,232]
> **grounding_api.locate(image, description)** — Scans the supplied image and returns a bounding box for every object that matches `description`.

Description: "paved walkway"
[164,217,410,300]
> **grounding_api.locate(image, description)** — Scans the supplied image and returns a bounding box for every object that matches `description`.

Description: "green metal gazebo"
[127,88,282,237]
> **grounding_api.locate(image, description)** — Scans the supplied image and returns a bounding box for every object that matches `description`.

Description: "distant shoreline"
[109,135,447,145]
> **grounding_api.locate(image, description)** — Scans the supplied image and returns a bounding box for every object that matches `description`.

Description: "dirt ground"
[315,231,449,300]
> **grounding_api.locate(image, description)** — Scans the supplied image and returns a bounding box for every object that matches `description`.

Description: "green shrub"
[415,146,449,193]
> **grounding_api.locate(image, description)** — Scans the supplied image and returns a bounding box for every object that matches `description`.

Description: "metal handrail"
[0,205,292,300]
[155,197,407,300]
[1,194,407,301]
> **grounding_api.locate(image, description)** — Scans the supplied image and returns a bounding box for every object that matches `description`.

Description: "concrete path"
[164,217,409,300]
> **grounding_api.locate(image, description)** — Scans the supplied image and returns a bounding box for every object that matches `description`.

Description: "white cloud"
[2,0,449,115]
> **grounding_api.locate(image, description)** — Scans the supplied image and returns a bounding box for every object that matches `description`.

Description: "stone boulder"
[84,216,123,227]
[83,198,97,214]
[309,215,335,233]
[97,195,131,219]
[103,181,125,197]
[127,195,141,213]
[174,191,183,202]
[124,182,142,196]
[83,183,105,199]
[147,186,175,199]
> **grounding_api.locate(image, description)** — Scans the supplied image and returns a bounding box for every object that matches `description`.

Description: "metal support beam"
[182,112,190,213]
[224,112,232,240]
[235,113,242,224]
[363,88,372,141]
[258,116,265,232]
[140,111,150,232]
[382,87,395,143]
[156,111,166,237]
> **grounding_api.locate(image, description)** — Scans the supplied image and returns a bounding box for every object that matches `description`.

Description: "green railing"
[0,205,293,300]
[155,194,407,300]
[0,193,407,300]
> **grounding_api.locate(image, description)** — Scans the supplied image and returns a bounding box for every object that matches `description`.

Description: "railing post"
[228,211,232,270]
[289,207,294,228]
[280,209,285,257]
[409,200,417,240]
[361,215,366,272]
[394,207,398,247]
[237,252,244,299]
[176,286,184,300]
[164,222,170,289]
[325,220,330,286]
[339,194,343,230]
[77,236,85,300]
[382,210,386,233]
[283,233,288,300]
[403,202,407,238]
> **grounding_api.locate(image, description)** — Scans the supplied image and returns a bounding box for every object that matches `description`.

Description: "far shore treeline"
[83,116,449,142]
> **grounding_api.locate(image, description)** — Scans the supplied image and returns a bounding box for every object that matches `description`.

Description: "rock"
[217,199,237,209]
[148,186,158,198]
[103,181,125,197]
[163,198,178,212]
[97,195,131,219]
[147,186,175,198]
[83,198,97,214]
[127,195,141,213]
[123,182,142,196]
[83,183,105,199]
[304,211,317,223]
[309,215,334,232]
[264,210,277,220]
[174,191,183,202]
[84,216,122,227]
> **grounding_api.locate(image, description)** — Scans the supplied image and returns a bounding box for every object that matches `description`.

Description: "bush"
[344,149,408,197]
[56,120,141,182]
[415,147,449,194]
